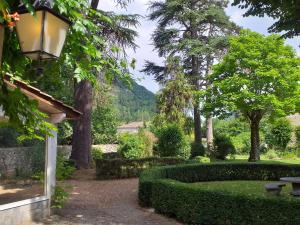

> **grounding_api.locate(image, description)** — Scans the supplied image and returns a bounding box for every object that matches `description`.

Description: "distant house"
[287,114,300,127]
[117,122,145,133]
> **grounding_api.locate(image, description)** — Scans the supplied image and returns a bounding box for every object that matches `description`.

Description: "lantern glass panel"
[16,8,70,61]
[16,11,43,60]
[43,11,70,58]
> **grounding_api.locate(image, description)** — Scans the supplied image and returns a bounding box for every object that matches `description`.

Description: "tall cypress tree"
[146,0,237,151]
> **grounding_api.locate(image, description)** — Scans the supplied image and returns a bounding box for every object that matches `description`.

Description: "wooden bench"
[265,182,286,196]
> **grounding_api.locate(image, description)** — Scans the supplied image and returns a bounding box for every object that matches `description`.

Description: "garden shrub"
[56,153,76,181]
[263,149,279,160]
[91,147,103,160]
[212,133,235,160]
[190,142,205,158]
[118,133,146,159]
[231,132,251,154]
[265,118,293,150]
[57,121,73,145]
[92,105,118,145]
[118,130,155,159]
[138,129,156,157]
[157,124,190,159]
[139,163,300,225]
[51,186,70,209]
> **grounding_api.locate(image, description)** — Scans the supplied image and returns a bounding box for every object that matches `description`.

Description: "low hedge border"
[139,163,300,225]
[95,157,184,179]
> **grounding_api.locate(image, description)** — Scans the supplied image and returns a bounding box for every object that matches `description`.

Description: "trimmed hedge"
[139,163,300,225]
[95,157,184,179]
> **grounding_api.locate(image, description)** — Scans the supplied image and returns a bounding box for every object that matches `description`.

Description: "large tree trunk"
[194,104,202,144]
[70,0,100,169]
[91,0,100,9]
[249,119,261,162]
[206,115,213,152]
[71,80,93,169]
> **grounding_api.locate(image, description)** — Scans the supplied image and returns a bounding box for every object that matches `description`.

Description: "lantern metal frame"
[16,6,72,61]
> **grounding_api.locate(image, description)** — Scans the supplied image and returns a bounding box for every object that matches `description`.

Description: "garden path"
[44,170,181,225]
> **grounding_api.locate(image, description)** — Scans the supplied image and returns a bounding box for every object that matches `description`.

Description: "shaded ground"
[0,181,43,205]
[45,170,181,225]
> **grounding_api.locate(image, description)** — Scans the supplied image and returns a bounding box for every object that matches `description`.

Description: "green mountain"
[113,78,156,123]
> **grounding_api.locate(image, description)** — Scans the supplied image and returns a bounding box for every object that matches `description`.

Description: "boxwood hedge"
[96,157,184,179]
[139,163,300,225]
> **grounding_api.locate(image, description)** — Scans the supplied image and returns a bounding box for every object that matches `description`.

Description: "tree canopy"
[0,0,135,140]
[232,0,300,38]
[210,29,300,161]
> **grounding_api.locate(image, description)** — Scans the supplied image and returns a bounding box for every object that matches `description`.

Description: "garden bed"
[139,163,300,225]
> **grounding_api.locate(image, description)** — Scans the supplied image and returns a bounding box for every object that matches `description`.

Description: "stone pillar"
[45,128,58,198]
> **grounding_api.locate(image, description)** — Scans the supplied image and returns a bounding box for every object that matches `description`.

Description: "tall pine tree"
[146,0,237,152]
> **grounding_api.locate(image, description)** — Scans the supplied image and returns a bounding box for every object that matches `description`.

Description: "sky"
[100,0,300,94]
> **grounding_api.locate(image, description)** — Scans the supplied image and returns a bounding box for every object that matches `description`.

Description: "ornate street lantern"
[16,4,71,61]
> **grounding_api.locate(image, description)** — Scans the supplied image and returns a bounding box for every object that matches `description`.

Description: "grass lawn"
[190,180,299,201]
[223,155,300,164]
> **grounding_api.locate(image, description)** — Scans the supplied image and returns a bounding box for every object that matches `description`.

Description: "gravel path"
[45,170,181,225]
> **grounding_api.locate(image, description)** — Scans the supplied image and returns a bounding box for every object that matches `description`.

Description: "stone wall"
[0,145,119,177]
[0,147,35,178]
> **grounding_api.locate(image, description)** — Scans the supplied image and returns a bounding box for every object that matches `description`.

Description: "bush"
[231,132,251,154]
[51,186,70,209]
[138,129,156,157]
[265,118,293,150]
[118,130,155,159]
[190,142,205,158]
[92,105,118,144]
[263,149,279,160]
[56,153,76,181]
[58,121,73,145]
[156,124,190,159]
[95,157,184,179]
[212,133,235,160]
[118,133,145,159]
[139,163,300,225]
[91,147,103,160]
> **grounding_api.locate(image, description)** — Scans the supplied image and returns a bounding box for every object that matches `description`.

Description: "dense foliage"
[92,105,118,144]
[190,142,205,158]
[153,57,193,128]
[232,0,300,39]
[265,118,293,150]
[212,133,236,160]
[214,117,251,154]
[118,130,155,159]
[156,124,190,159]
[56,153,76,181]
